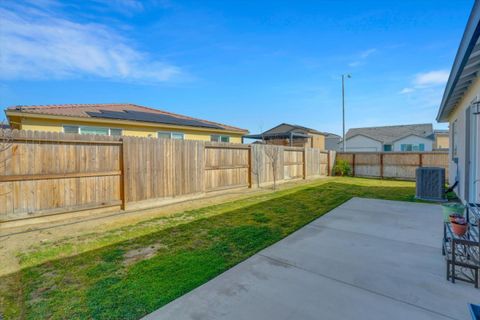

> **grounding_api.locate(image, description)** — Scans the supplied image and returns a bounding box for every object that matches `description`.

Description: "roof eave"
[437,1,480,122]
[5,110,249,134]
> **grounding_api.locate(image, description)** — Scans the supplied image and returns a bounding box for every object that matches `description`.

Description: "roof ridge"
[10,103,136,110]
[348,123,432,130]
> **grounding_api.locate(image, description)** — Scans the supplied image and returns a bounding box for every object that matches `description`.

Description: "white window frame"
[62,125,122,136]
[400,143,425,152]
[211,134,230,143]
[157,131,185,140]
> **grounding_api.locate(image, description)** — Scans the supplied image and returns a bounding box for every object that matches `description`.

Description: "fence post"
[248,145,253,188]
[352,153,356,177]
[119,138,126,210]
[302,147,306,179]
[327,151,330,176]
[380,153,384,179]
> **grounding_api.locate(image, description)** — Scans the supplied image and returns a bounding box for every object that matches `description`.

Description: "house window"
[157,131,184,140]
[157,132,171,139]
[383,144,392,152]
[171,133,184,140]
[110,128,122,136]
[211,135,230,143]
[63,125,79,134]
[400,143,425,152]
[80,126,109,136]
[63,125,122,136]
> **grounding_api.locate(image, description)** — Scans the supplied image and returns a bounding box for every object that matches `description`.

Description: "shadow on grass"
[0,181,418,320]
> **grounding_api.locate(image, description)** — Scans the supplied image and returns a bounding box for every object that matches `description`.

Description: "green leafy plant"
[333,159,352,176]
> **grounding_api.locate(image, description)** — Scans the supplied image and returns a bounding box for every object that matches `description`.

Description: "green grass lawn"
[0,178,421,320]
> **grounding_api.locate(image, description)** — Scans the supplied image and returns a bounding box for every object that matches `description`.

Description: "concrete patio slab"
[143,197,478,320]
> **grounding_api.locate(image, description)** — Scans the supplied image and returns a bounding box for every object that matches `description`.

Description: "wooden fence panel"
[252,145,285,186]
[383,153,420,179]
[306,148,320,177]
[283,149,303,180]
[355,153,381,177]
[205,144,249,191]
[335,152,448,180]
[336,153,354,166]
[0,130,331,221]
[123,137,205,202]
[422,152,449,178]
[0,130,122,220]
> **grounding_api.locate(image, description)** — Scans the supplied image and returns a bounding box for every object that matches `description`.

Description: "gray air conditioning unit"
[415,167,446,201]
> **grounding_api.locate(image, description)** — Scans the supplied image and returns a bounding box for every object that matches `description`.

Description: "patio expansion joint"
[256,253,460,320]
[336,205,439,217]
[306,222,441,251]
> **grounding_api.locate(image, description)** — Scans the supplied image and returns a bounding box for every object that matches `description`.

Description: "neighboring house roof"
[324,132,341,138]
[437,1,480,122]
[324,132,341,151]
[244,123,326,139]
[6,103,248,133]
[264,123,326,135]
[345,124,434,145]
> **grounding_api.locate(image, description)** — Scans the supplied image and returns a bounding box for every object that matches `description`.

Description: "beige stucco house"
[437,1,480,204]
[433,130,450,150]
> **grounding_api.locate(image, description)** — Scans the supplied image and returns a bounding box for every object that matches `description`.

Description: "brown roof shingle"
[7,103,248,133]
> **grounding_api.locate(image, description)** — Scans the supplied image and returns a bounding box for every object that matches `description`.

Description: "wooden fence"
[0,130,334,221]
[335,152,449,180]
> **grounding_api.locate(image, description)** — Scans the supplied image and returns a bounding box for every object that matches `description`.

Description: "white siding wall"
[392,135,433,152]
[345,135,382,152]
[447,77,480,203]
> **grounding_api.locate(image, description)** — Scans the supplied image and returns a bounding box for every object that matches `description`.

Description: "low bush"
[333,159,351,176]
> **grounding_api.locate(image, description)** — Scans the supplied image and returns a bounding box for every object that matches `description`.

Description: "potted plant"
[442,203,465,222]
[449,213,463,223]
[451,217,468,236]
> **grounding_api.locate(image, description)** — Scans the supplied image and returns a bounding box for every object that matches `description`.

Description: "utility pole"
[342,74,351,152]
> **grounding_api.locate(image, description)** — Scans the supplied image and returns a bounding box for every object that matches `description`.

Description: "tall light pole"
[342,74,351,152]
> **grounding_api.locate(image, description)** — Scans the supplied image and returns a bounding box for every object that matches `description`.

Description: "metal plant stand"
[443,203,480,288]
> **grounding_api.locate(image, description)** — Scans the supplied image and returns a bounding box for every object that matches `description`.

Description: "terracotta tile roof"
[6,103,248,133]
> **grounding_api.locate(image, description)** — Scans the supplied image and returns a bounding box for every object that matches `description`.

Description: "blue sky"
[0,0,474,134]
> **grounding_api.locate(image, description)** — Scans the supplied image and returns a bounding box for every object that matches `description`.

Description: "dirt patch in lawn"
[123,243,166,266]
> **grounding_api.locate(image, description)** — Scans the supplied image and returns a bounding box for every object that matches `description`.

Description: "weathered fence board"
[0,130,334,221]
[336,152,448,180]
[0,131,122,220]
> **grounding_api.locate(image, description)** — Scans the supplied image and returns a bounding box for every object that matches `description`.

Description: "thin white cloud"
[90,0,145,14]
[399,69,449,94]
[348,61,362,67]
[399,87,414,94]
[348,48,377,67]
[413,70,449,87]
[0,3,182,82]
[359,48,377,59]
